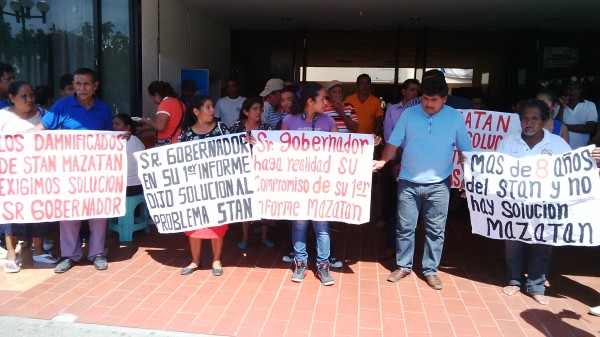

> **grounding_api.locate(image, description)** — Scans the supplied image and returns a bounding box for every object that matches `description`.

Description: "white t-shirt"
[126,135,145,186]
[215,96,245,128]
[562,100,598,149]
[497,129,572,158]
[0,106,43,132]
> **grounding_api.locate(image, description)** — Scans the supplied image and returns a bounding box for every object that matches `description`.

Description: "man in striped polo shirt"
[260,78,286,130]
[324,80,358,133]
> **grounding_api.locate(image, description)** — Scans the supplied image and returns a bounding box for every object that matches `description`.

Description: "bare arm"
[563,121,597,135]
[560,124,570,144]
[29,124,47,131]
[332,101,358,133]
[373,116,384,137]
[372,143,399,171]
[138,114,170,132]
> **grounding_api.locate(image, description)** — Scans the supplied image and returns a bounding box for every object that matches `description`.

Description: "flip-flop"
[237,242,248,250]
[33,253,59,264]
[4,260,21,273]
[262,241,275,248]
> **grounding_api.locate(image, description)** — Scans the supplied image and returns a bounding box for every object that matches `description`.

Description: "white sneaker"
[590,306,600,316]
[17,240,28,248]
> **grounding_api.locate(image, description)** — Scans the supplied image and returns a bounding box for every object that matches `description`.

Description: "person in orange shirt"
[345,74,383,134]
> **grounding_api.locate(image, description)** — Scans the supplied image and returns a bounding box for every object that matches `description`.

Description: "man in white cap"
[260,78,285,129]
[324,80,358,133]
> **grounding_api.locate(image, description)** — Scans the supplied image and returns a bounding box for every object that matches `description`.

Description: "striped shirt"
[323,102,358,133]
[264,106,288,130]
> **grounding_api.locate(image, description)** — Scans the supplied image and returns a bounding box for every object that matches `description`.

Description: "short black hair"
[73,67,97,82]
[8,81,32,97]
[422,69,444,82]
[34,85,53,106]
[181,79,197,92]
[401,79,420,90]
[356,74,371,84]
[537,88,559,105]
[518,99,550,121]
[59,74,73,90]
[114,113,138,136]
[421,75,448,97]
[0,62,15,77]
[239,96,263,121]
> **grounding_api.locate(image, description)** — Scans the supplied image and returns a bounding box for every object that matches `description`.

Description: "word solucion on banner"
[463,146,600,246]
[137,133,259,233]
[0,131,127,223]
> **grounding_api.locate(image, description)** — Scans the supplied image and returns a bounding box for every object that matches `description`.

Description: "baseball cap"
[260,78,284,97]
[326,80,343,91]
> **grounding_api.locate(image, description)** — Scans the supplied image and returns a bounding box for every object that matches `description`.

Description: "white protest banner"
[450,110,520,188]
[136,133,258,233]
[252,130,374,224]
[0,131,126,223]
[464,146,600,246]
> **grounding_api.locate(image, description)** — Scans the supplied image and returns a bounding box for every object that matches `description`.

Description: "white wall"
[141,0,231,117]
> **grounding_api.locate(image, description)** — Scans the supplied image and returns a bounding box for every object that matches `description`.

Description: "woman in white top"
[112,113,145,195]
[0,81,59,272]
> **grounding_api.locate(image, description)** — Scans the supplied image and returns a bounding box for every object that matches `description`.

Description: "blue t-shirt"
[42,94,112,131]
[388,104,472,183]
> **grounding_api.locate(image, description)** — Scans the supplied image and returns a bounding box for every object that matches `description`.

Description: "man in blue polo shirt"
[32,67,113,273]
[373,73,472,290]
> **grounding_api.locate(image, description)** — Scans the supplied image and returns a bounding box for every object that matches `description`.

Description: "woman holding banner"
[0,81,59,272]
[281,82,337,286]
[178,95,229,276]
[230,97,275,250]
[136,81,185,147]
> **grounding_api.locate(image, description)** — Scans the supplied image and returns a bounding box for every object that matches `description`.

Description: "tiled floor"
[1,200,599,337]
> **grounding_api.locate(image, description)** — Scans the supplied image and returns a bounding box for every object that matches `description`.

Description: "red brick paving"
[1,202,599,337]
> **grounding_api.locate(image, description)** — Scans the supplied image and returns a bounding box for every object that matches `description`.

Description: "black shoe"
[92,255,108,270]
[54,258,75,273]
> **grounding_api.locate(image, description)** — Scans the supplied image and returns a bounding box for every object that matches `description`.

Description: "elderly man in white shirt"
[496,99,572,305]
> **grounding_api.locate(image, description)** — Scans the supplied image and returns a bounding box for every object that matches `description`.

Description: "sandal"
[4,260,21,273]
[262,241,275,248]
[33,253,59,264]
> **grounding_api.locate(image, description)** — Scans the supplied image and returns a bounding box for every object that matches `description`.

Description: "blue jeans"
[505,240,552,295]
[395,177,450,276]
[292,220,330,263]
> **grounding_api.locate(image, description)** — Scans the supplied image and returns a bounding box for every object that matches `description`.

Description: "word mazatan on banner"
[0,131,127,222]
[450,110,521,188]
[136,133,259,233]
[253,130,374,224]
[463,146,600,246]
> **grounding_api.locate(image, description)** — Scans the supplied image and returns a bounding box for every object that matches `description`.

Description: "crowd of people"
[1,60,600,312]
